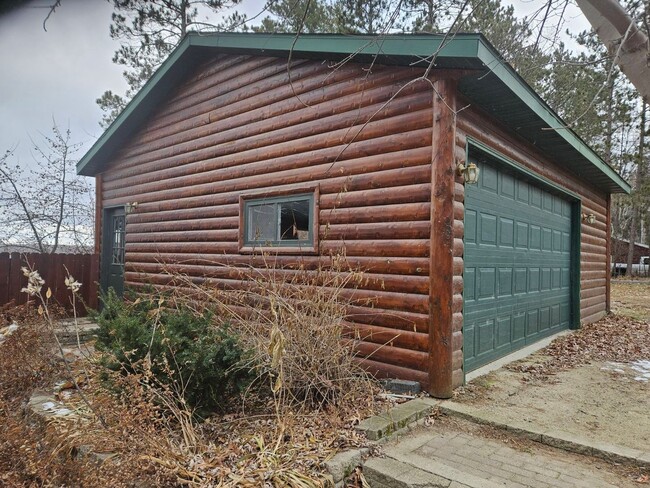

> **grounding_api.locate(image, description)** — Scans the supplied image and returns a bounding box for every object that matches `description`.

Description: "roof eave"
[77,35,196,176]
[77,32,630,195]
[474,41,630,194]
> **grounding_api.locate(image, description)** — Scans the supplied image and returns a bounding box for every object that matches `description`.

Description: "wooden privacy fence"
[0,253,99,315]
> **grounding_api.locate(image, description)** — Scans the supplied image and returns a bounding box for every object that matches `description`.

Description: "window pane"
[248,204,276,242]
[279,199,310,241]
[111,215,125,265]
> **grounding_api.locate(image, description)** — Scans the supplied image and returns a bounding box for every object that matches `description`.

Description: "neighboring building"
[77,33,630,398]
[612,238,649,264]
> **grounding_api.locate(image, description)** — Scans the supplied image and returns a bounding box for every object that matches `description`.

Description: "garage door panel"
[561,303,570,323]
[516,222,528,247]
[499,218,514,246]
[464,158,573,371]
[497,268,512,296]
[478,267,496,299]
[512,313,526,342]
[551,304,561,328]
[496,316,511,348]
[477,319,496,354]
[480,214,497,245]
[464,267,476,301]
[482,164,498,191]
[464,322,476,358]
[527,310,538,335]
[539,307,551,330]
[465,210,477,242]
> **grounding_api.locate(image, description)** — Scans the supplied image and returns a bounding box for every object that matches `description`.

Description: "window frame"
[239,186,319,254]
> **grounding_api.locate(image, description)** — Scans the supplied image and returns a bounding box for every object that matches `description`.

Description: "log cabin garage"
[77,33,630,398]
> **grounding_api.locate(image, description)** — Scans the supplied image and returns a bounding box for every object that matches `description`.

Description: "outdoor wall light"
[457,162,480,185]
[125,202,139,214]
[582,212,596,224]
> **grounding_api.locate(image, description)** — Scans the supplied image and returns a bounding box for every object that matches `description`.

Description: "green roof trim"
[473,41,630,194]
[77,32,630,194]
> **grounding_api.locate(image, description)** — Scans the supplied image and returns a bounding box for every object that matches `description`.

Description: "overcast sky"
[0,1,125,167]
[0,0,590,172]
[0,0,266,169]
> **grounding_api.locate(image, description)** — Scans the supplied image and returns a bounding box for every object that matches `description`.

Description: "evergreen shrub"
[93,289,253,415]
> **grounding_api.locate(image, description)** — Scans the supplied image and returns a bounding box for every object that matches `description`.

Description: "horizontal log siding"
[457,102,610,344]
[99,55,434,386]
[452,152,466,389]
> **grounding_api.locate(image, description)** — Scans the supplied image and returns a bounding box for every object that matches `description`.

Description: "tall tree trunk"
[626,210,638,276]
[626,99,647,276]
[180,0,188,36]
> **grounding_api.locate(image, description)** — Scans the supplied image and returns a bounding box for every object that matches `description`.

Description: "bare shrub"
[158,254,377,410]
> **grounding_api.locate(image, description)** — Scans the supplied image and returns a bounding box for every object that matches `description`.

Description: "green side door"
[100,206,126,297]
[463,157,573,372]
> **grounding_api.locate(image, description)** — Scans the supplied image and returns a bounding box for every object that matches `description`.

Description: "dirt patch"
[455,282,650,458]
[456,361,650,452]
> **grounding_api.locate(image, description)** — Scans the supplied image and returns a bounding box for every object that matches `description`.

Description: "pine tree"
[98,0,241,128]
[251,0,335,33]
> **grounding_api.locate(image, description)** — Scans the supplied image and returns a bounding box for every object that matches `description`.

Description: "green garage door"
[463,157,574,372]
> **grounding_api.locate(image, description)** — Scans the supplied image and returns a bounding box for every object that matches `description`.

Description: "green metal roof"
[77,32,630,194]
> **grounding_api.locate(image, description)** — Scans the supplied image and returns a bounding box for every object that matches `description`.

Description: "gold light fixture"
[457,162,480,184]
[125,202,139,214]
[582,212,596,224]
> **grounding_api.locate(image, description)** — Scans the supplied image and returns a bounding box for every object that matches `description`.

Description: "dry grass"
[9,332,379,487]
[0,305,87,487]
[611,280,650,322]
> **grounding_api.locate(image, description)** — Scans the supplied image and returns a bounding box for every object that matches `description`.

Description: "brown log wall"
[428,78,457,398]
[455,103,610,387]
[98,54,435,387]
[96,53,614,392]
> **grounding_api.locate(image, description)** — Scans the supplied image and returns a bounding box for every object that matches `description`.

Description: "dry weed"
[0,305,89,487]
[0,258,385,487]
[159,256,377,411]
[51,359,375,487]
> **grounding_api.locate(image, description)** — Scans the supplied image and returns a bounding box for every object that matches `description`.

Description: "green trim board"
[188,32,483,61]
[570,199,582,329]
[77,32,630,195]
[467,137,581,201]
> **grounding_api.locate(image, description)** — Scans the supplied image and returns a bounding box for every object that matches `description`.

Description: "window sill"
[239,245,318,255]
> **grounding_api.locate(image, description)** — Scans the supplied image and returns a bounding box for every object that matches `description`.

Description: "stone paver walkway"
[364,423,634,488]
[54,317,98,345]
